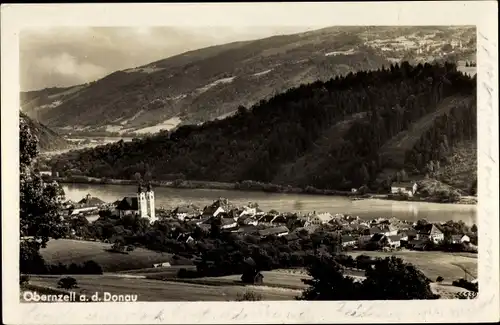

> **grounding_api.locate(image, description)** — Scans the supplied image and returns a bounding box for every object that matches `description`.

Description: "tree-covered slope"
[49,62,476,192]
[19,112,71,152]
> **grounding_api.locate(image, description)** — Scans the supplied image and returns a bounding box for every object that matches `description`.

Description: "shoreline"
[49,176,477,205]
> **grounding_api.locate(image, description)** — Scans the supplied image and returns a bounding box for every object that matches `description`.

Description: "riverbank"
[50,176,356,196]
[50,176,476,205]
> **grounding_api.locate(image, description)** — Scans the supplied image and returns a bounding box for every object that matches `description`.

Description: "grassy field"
[40,239,173,272]
[347,250,477,281]
[24,275,299,302]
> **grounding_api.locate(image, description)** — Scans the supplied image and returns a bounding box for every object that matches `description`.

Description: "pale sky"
[20,26,324,91]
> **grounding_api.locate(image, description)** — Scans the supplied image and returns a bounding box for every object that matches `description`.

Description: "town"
[65,185,478,254]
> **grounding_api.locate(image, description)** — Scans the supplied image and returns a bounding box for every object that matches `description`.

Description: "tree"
[362,256,438,299]
[20,115,66,273]
[236,291,262,301]
[57,276,78,289]
[298,254,361,300]
[471,224,478,233]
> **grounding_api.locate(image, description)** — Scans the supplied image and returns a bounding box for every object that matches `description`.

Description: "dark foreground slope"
[49,62,476,192]
[23,26,475,135]
[19,112,71,152]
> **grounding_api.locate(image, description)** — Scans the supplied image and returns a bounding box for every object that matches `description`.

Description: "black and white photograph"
[2,2,498,324]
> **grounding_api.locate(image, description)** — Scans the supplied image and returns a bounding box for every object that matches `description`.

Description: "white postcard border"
[2,2,498,324]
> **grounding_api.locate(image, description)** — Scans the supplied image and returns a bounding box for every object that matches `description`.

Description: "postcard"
[1,1,498,324]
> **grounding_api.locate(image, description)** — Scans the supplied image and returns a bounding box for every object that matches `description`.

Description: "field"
[347,250,477,281]
[40,239,173,272]
[24,274,299,302]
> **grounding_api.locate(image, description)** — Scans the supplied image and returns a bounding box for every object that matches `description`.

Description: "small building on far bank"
[390,182,418,197]
[451,234,471,244]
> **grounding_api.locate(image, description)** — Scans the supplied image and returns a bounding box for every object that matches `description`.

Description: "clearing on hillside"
[40,239,173,272]
[377,95,473,179]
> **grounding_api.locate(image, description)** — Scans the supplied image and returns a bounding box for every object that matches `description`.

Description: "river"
[62,183,477,225]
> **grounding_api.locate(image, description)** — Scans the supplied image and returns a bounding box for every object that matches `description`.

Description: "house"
[417,224,445,244]
[203,206,225,218]
[153,262,171,268]
[238,215,259,226]
[387,235,402,248]
[380,224,398,236]
[316,212,334,224]
[220,217,238,230]
[69,206,99,216]
[357,235,373,248]
[451,234,471,244]
[115,197,139,217]
[406,229,418,240]
[78,194,106,207]
[202,198,234,218]
[173,206,199,220]
[306,214,324,225]
[367,233,388,250]
[270,215,287,225]
[239,207,257,218]
[407,238,429,250]
[231,226,259,235]
[258,226,289,238]
[391,182,418,197]
[341,235,356,247]
[257,214,275,224]
[369,226,383,235]
[293,224,319,235]
[283,233,300,242]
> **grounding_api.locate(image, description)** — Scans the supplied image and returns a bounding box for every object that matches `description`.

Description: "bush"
[81,260,103,274]
[235,291,262,301]
[57,276,78,289]
[177,268,199,278]
[436,276,444,283]
[452,278,478,292]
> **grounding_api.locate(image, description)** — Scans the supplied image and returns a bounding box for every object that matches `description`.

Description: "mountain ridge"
[22,26,476,136]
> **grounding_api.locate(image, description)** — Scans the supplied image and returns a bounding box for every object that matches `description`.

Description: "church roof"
[116,197,139,210]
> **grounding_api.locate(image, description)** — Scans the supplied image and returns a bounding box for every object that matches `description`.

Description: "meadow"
[25,274,298,302]
[347,250,477,281]
[40,239,173,272]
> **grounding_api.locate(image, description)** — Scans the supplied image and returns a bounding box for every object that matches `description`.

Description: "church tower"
[137,184,148,218]
[145,183,157,223]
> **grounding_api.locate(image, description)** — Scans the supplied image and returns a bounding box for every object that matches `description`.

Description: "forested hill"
[19,112,71,152]
[49,62,477,192]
